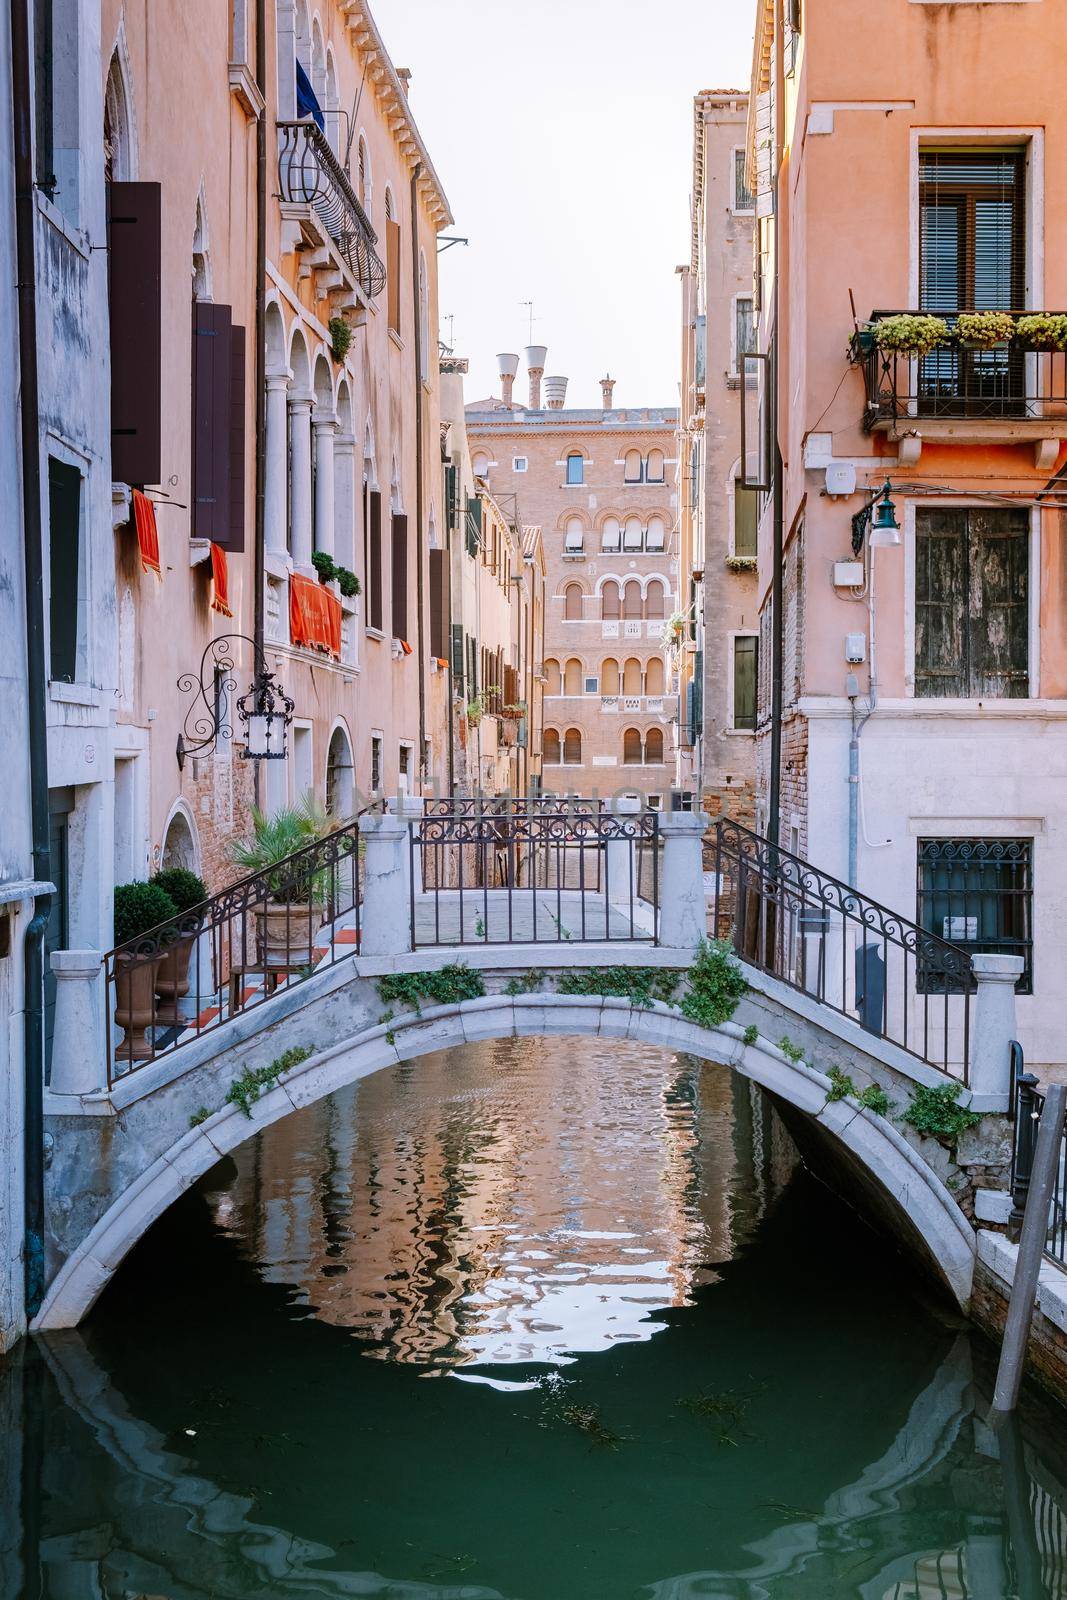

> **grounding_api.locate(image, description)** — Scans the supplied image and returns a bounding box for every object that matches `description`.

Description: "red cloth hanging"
[131,489,161,579]
[209,543,233,617]
[290,572,341,657]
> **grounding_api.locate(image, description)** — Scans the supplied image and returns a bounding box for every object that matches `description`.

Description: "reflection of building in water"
[211,1038,795,1365]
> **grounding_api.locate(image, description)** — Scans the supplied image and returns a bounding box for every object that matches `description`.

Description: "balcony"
[854,310,1067,467]
[277,120,386,304]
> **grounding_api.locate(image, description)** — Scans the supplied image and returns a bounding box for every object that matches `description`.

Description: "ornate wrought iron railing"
[1009,1042,1067,1269]
[412,804,658,947]
[103,815,366,1085]
[711,819,974,1080]
[277,120,386,300]
[854,310,1067,428]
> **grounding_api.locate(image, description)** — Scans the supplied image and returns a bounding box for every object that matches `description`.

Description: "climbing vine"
[376,963,487,1015]
[903,1082,980,1146]
[225,1045,314,1118]
[503,968,547,997]
[557,966,679,1009]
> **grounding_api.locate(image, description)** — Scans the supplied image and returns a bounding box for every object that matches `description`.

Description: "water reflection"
[6,1036,1067,1599]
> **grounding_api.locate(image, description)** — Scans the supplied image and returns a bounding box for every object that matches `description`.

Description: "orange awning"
[131,489,161,579]
[210,543,233,617]
[290,572,341,657]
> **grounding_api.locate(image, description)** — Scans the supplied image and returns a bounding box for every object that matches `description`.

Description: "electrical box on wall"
[825,462,857,497]
[833,560,864,588]
[845,633,866,664]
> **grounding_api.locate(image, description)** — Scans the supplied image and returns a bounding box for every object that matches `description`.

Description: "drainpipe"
[252,0,267,807]
[766,8,786,848]
[11,0,54,1320]
[409,164,427,784]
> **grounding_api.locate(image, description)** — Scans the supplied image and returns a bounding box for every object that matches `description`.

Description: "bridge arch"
[35,995,976,1331]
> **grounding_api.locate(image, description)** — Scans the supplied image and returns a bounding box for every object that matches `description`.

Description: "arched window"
[646,516,666,553]
[544,728,561,764]
[326,726,355,818]
[565,452,584,486]
[622,657,642,695]
[601,657,620,694]
[472,451,490,478]
[103,47,135,183]
[646,448,665,482]
[623,727,643,765]
[733,469,758,559]
[623,448,643,483]
[645,657,665,696]
[563,657,583,695]
[563,583,583,621]
[601,582,620,620]
[645,727,664,764]
[544,658,561,695]
[623,515,643,552]
[385,185,396,222]
[601,517,621,552]
[357,135,370,209]
[564,516,585,555]
[323,47,339,154]
[645,581,667,620]
[563,727,582,764]
[623,580,642,619]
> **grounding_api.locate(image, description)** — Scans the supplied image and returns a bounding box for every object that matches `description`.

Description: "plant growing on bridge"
[777,1035,805,1065]
[226,1044,313,1118]
[857,1082,892,1117]
[742,1024,759,1046]
[678,939,748,1029]
[825,1066,857,1102]
[503,968,546,996]
[376,963,487,1015]
[557,965,679,1009]
[903,1082,980,1147]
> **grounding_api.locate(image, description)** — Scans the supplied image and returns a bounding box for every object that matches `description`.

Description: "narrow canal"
[9,1037,1067,1598]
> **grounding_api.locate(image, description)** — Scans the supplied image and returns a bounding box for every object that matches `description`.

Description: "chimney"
[497,351,519,407]
[600,374,616,410]
[525,344,548,410]
[543,375,568,409]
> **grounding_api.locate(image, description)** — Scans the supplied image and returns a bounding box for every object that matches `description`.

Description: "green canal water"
[9,1037,1067,1598]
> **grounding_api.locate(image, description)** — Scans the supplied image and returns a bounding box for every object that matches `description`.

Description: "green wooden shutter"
[733,637,757,730]
[915,509,969,698]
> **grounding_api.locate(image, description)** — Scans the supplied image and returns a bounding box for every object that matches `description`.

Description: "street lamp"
[176,633,294,771]
[852,480,901,553]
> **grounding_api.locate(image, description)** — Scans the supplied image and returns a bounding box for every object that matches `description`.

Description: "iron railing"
[1009,1042,1067,1269]
[411,803,659,947]
[277,120,386,299]
[711,819,974,1079]
[103,817,364,1085]
[855,310,1067,428]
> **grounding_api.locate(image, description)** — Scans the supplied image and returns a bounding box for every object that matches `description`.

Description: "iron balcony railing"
[103,814,367,1085]
[711,818,974,1080]
[854,310,1067,428]
[412,801,659,948]
[277,120,386,300]
[1009,1042,1067,1270]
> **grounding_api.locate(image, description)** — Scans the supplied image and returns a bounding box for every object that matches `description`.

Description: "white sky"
[370,0,757,410]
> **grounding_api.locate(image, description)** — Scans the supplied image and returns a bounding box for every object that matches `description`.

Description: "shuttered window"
[563,728,582,765]
[733,635,758,730]
[391,512,408,638]
[107,182,162,485]
[734,297,756,377]
[734,147,754,212]
[428,547,450,659]
[734,478,758,558]
[367,490,383,631]
[48,459,82,683]
[227,325,246,551]
[919,149,1025,313]
[191,301,232,541]
[386,219,401,335]
[915,508,1029,699]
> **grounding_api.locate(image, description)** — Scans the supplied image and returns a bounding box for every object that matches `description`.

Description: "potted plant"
[328,315,353,364]
[501,700,526,721]
[151,867,208,1022]
[1016,313,1067,351]
[465,693,486,728]
[113,880,178,1060]
[873,314,950,356]
[954,310,1015,349]
[228,796,336,968]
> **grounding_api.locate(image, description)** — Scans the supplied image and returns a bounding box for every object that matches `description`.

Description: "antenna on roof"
[520,300,540,344]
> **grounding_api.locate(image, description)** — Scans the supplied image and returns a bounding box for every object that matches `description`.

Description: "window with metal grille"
[917,837,1032,994]
[915,507,1029,698]
[734,148,754,212]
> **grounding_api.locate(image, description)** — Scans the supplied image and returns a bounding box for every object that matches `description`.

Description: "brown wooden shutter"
[107,181,162,485]
[386,220,401,335]
[368,491,383,630]
[503,663,517,707]
[224,324,246,551]
[915,509,968,698]
[970,509,1029,698]
[429,547,450,659]
[391,512,408,638]
[191,301,232,540]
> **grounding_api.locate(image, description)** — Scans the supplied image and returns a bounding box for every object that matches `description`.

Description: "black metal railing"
[855,310,1067,428]
[411,803,659,947]
[1009,1042,1067,1268]
[104,817,365,1085]
[277,120,386,300]
[712,819,974,1080]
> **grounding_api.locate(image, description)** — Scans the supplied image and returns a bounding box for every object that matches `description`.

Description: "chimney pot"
[525,345,547,410]
[543,375,568,409]
[600,374,616,410]
[497,351,519,407]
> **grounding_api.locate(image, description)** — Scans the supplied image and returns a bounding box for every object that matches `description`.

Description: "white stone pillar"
[264,369,291,558]
[312,407,337,561]
[656,809,708,951]
[605,795,641,908]
[288,389,314,572]
[49,951,105,1096]
[969,953,1025,1100]
[334,430,357,572]
[358,811,414,956]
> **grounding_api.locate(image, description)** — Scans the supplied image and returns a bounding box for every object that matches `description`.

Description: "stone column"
[312,407,337,561]
[969,953,1025,1100]
[605,796,641,908]
[264,369,291,558]
[656,809,707,951]
[288,389,314,571]
[358,811,414,956]
[334,430,357,572]
[49,951,105,1096]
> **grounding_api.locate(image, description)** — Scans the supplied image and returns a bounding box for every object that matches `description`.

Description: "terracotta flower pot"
[257,900,319,968]
[154,931,199,1023]
[114,953,162,1062]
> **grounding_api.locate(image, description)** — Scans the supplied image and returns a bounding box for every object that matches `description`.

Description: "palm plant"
[228,793,336,904]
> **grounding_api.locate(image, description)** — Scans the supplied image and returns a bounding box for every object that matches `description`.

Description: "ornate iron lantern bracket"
[176,633,295,771]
